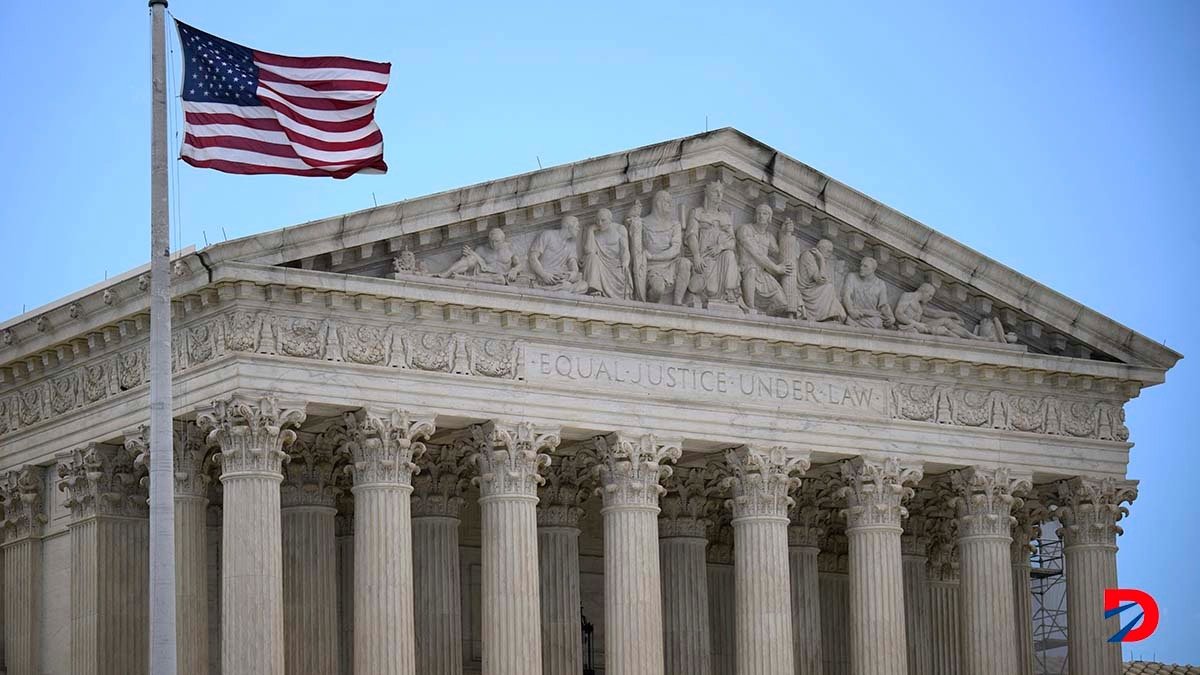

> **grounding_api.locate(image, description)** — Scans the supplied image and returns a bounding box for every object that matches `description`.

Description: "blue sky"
[2,0,1197,664]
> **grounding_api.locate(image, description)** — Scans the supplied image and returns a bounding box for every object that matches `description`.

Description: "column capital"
[838,456,923,531]
[56,442,147,521]
[593,431,681,510]
[472,420,559,498]
[1011,495,1050,560]
[925,507,960,582]
[538,449,594,528]
[0,464,47,543]
[412,438,472,518]
[281,434,341,508]
[789,471,839,549]
[1046,476,1137,548]
[947,466,1031,539]
[721,445,807,521]
[901,483,950,556]
[659,465,711,538]
[125,421,212,498]
[343,407,435,488]
[197,394,306,477]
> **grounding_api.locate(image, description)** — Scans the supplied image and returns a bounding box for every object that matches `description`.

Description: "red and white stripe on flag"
[177,21,390,179]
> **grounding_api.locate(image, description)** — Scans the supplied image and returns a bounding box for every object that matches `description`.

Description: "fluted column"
[335,499,354,675]
[927,499,961,675]
[1011,498,1045,675]
[281,436,341,675]
[129,422,213,675]
[706,524,736,675]
[659,467,712,675]
[1,465,47,675]
[789,474,832,675]
[840,456,922,675]
[474,420,560,675]
[537,452,593,675]
[594,432,681,675]
[57,442,151,675]
[343,407,436,675]
[198,394,307,675]
[900,486,938,675]
[722,446,805,675]
[206,505,222,675]
[950,467,1031,675]
[412,440,471,675]
[1051,477,1137,675]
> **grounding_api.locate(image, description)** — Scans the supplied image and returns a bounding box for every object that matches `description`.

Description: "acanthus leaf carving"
[720,444,808,520]
[56,442,147,521]
[659,465,712,538]
[281,433,341,508]
[412,438,472,518]
[196,394,307,477]
[341,407,435,488]
[471,420,558,498]
[0,465,48,542]
[592,432,681,510]
[1046,476,1137,548]
[837,456,923,530]
[537,448,596,529]
[947,466,1032,539]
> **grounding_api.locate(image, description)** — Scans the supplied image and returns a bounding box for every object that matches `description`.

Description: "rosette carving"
[838,456,923,530]
[197,394,307,477]
[471,420,558,498]
[57,442,147,520]
[592,432,681,510]
[0,465,47,542]
[341,408,435,488]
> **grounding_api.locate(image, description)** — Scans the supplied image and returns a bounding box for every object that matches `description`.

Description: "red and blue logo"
[1105,589,1159,643]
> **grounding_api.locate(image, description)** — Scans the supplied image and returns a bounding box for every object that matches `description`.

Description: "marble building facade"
[0,128,1178,675]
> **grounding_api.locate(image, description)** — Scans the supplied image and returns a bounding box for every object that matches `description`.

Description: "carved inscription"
[525,345,889,417]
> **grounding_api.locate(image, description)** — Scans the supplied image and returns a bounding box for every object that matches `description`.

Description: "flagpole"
[148,1,178,673]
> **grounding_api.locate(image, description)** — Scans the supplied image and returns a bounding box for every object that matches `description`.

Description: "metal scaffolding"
[1031,529,1069,675]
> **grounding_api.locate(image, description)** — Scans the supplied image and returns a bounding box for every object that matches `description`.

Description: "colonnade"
[0,393,1139,675]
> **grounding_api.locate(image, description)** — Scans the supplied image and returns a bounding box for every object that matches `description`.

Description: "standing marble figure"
[583,208,632,299]
[735,204,792,315]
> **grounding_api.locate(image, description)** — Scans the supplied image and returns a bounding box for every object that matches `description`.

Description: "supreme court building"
[0,129,1180,675]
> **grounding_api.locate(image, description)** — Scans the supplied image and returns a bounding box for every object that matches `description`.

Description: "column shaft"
[818,572,851,675]
[959,535,1018,675]
[2,538,42,674]
[707,562,735,675]
[540,526,582,675]
[929,579,962,675]
[414,515,464,675]
[901,554,932,675]
[336,528,354,675]
[283,505,339,675]
[1065,544,1120,675]
[848,526,908,675]
[735,516,794,675]
[603,505,664,675]
[206,514,221,675]
[660,536,711,675]
[789,545,821,675]
[176,495,209,675]
[223,474,285,675]
[354,485,416,674]
[70,517,151,675]
[481,495,542,674]
[1013,559,1035,675]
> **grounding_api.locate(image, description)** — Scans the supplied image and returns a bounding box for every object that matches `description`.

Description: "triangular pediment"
[196,128,1179,371]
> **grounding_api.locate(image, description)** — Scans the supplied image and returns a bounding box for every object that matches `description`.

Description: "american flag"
[177,21,390,178]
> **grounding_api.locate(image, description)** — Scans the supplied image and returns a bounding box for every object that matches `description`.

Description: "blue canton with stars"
[177,22,263,106]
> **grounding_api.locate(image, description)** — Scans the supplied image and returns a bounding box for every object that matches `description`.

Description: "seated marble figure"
[630,191,692,305]
[435,228,522,284]
[526,215,587,293]
[685,182,741,306]
[842,256,894,329]
[895,282,989,340]
[735,203,792,315]
[582,208,632,299]
[796,239,847,322]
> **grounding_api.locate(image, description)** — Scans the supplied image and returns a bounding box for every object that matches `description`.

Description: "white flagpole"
[148,1,178,673]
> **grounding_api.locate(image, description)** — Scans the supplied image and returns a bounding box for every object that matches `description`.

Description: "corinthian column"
[839,456,922,675]
[198,394,306,675]
[659,466,712,675]
[537,451,593,675]
[474,420,559,675]
[900,488,937,675]
[411,439,471,675]
[706,520,736,675]
[281,435,341,675]
[789,473,833,675]
[57,442,151,675]
[722,446,805,675]
[818,533,850,675]
[343,407,436,675]
[1011,498,1046,675]
[926,498,961,675]
[950,467,1031,675]
[1051,477,1137,675]
[1,465,47,675]
[594,432,681,675]
[128,422,212,675]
